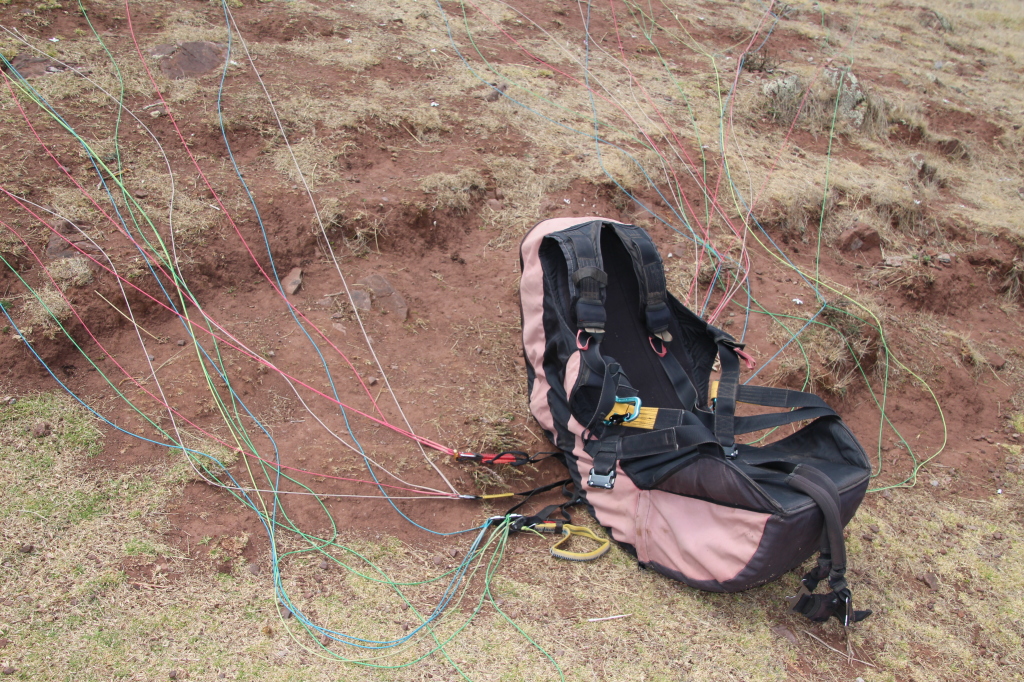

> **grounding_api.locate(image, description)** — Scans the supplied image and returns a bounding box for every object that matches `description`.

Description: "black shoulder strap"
[546,221,607,335]
[610,223,673,335]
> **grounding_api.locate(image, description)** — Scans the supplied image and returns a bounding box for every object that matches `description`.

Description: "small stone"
[482,82,507,102]
[883,256,905,268]
[331,312,344,319]
[247,563,260,575]
[869,525,880,533]
[432,556,443,566]
[881,490,893,500]
[838,223,880,252]
[1,668,16,676]
[32,421,52,438]
[365,376,378,386]
[319,560,330,570]
[267,350,276,358]
[218,674,226,680]
[448,548,459,558]
[176,339,186,346]
[332,323,347,334]
[0,638,8,648]
[216,561,232,574]
[993,532,1005,540]
[862,533,875,542]
[148,354,155,361]
[920,572,939,590]
[19,543,34,553]
[281,607,293,619]
[282,267,303,295]
[169,671,178,680]
[936,253,952,264]
[494,188,504,201]
[487,198,504,211]
[930,479,939,487]
[770,625,799,645]
[150,109,164,118]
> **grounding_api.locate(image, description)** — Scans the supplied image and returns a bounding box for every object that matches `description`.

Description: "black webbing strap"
[503,478,575,517]
[712,337,838,453]
[750,461,870,625]
[549,225,607,333]
[588,424,720,489]
[656,348,699,411]
[612,223,674,335]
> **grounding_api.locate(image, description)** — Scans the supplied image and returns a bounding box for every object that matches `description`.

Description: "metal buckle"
[602,396,642,425]
[587,468,616,489]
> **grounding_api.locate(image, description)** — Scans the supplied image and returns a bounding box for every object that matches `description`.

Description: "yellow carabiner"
[534,522,611,562]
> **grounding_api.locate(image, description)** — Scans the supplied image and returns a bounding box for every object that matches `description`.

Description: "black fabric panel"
[598,227,684,409]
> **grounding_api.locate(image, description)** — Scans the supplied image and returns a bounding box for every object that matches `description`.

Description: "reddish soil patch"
[0,0,1021,581]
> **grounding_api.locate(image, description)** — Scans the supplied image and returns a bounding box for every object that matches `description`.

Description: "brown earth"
[1,0,1023,678]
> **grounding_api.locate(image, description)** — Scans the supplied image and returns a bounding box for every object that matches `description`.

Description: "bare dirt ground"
[1,0,1023,680]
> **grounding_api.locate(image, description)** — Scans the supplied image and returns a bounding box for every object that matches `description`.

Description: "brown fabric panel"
[655,456,779,513]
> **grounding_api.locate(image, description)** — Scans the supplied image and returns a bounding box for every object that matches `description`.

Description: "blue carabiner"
[603,396,641,425]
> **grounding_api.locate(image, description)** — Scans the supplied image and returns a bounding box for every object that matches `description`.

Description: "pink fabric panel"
[519,216,607,434]
[639,491,769,582]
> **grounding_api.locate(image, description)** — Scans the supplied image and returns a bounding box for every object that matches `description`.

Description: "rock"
[1,667,16,676]
[168,671,178,680]
[494,188,504,201]
[266,350,276,358]
[331,312,344,319]
[883,256,906,268]
[870,525,880,533]
[838,223,880,252]
[920,572,939,590]
[481,82,507,102]
[881,489,893,500]
[986,354,1006,370]
[148,355,155,361]
[349,290,372,311]
[32,421,52,438]
[450,252,465,264]
[332,323,347,335]
[936,253,952,264]
[357,274,408,321]
[133,190,149,199]
[770,625,799,645]
[486,198,504,211]
[247,563,260,575]
[448,548,459,558]
[282,267,303,295]
[149,43,177,58]
[432,556,443,566]
[861,533,875,542]
[993,532,1005,540]
[365,376,378,386]
[158,41,228,80]
[6,54,63,78]
[19,543,34,553]
[0,638,8,648]
[176,339,186,346]
[319,560,330,570]
[215,561,232,574]
[966,248,1007,268]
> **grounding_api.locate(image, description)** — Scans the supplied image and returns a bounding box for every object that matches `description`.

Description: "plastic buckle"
[587,468,616,489]
[722,444,739,460]
[602,396,642,425]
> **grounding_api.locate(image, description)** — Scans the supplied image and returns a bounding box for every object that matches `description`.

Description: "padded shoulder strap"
[610,223,673,335]
[546,221,607,334]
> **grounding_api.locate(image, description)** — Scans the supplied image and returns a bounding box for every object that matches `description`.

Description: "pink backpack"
[519,217,871,625]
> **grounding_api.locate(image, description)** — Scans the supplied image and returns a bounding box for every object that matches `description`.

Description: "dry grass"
[2,393,1022,681]
[47,256,93,289]
[18,285,71,339]
[419,168,487,212]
